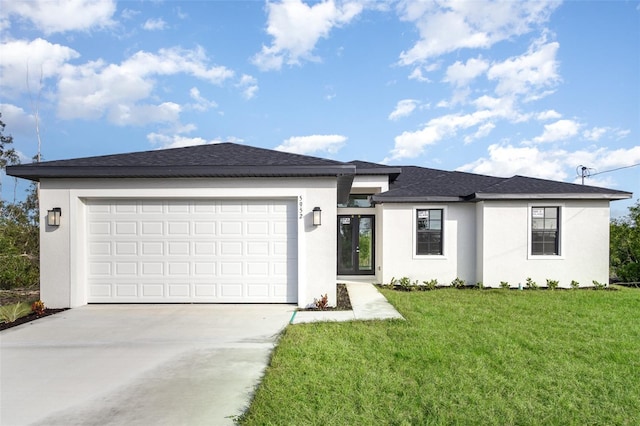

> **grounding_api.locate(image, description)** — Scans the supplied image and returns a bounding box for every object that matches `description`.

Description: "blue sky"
[1,0,638,216]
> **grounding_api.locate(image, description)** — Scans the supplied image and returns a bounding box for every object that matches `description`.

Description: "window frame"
[413,207,446,258]
[528,203,564,259]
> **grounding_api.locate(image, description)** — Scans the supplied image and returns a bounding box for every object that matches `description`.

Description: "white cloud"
[444,57,489,87]
[536,109,562,121]
[397,0,559,65]
[464,122,495,144]
[594,145,640,169]
[532,119,580,143]
[581,126,630,142]
[237,74,259,100]
[389,99,418,120]
[56,46,234,124]
[147,132,224,149]
[121,8,140,20]
[0,104,35,136]
[108,102,182,126]
[408,67,431,82]
[189,87,218,112]
[583,127,607,142]
[252,0,363,71]
[142,18,167,31]
[275,134,346,155]
[458,143,567,180]
[457,144,640,184]
[0,38,80,97]
[2,0,116,34]
[387,95,520,161]
[487,38,560,97]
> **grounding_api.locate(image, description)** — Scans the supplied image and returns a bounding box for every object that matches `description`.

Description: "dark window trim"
[416,208,444,256]
[531,206,560,256]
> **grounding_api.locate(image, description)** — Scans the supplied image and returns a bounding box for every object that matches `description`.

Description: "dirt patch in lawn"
[0,288,40,306]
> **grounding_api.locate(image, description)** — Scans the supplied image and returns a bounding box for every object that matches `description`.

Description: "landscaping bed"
[301,283,352,311]
[0,308,68,331]
[1,288,69,331]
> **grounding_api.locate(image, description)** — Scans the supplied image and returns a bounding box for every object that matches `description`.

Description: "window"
[416,209,443,255]
[338,194,373,208]
[531,207,559,255]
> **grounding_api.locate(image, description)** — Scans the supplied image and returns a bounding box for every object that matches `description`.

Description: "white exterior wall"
[380,203,476,285]
[39,177,337,308]
[477,200,611,287]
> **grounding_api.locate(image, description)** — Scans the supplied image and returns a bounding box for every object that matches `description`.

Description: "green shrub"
[475,281,484,290]
[546,279,559,291]
[451,277,466,289]
[592,280,606,290]
[570,280,580,290]
[422,279,438,290]
[0,254,39,290]
[499,281,510,289]
[0,302,32,323]
[525,277,539,290]
[396,277,418,291]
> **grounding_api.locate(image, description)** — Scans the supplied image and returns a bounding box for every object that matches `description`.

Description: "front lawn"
[239,288,640,425]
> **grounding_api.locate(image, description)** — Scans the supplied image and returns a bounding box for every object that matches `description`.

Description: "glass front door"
[337,215,375,275]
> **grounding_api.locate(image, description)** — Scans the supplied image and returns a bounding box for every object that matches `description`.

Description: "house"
[7,143,632,308]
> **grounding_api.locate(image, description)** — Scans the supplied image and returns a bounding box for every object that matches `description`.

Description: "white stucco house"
[7,143,632,308]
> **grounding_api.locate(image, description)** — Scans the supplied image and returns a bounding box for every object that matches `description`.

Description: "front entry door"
[337,215,375,275]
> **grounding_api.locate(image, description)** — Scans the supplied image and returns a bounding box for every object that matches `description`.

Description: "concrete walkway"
[291,282,404,324]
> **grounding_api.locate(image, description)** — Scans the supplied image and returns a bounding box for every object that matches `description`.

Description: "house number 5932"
[299,196,303,219]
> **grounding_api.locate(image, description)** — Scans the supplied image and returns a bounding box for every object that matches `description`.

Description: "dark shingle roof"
[471,175,632,199]
[7,143,631,201]
[11,142,346,168]
[6,142,357,203]
[371,165,631,202]
[348,161,402,181]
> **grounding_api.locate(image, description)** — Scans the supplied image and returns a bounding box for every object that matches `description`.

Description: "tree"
[0,115,40,289]
[610,200,640,282]
[0,113,20,196]
[0,198,40,289]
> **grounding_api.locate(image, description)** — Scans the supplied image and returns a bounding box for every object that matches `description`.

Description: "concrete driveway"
[0,304,293,426]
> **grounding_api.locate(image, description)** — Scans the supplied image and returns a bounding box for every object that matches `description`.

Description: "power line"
[577,163,640,185]
[590,163,640,177]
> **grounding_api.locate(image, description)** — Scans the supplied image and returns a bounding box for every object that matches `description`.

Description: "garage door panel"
[86,199,297,303]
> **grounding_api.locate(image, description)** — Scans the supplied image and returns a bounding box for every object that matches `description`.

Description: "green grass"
[239,288,640,425]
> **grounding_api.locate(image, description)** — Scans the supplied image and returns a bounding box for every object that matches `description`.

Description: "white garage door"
[85,199,297,303]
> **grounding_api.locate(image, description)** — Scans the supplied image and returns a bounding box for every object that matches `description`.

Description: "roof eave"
[6,164,356,181]
[470,192,633,201]
[371,195,462,204]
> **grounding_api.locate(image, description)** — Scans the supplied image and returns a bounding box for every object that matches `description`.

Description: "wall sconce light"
[47,208,62,227]
[312,207,322,226]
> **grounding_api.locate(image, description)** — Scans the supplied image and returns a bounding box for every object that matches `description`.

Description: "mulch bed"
[301,283,353,311]
[0,308,68,331]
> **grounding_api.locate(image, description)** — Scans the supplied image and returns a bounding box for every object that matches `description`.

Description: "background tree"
[0,115,40,290]
[610,200,640,282]
[0,113,20,196]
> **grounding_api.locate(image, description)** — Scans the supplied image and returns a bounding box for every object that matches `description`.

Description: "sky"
[1,0,638,217]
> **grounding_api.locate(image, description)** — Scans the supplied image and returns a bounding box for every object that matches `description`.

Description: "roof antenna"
[576,165,594,185]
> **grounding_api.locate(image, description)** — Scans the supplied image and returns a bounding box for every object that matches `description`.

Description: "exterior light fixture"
[47,208,62,227]
[312,207,322,226]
